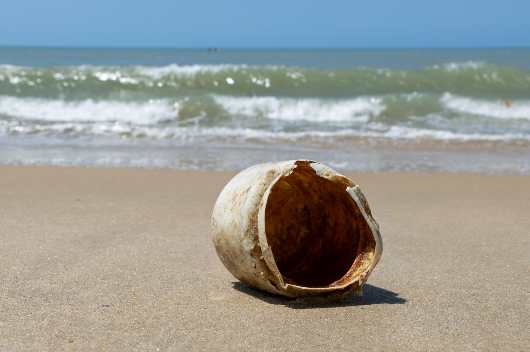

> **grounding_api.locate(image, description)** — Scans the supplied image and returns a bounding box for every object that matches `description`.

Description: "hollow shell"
[211,160,382,299]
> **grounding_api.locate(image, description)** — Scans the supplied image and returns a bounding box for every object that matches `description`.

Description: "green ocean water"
[0,48,529,173]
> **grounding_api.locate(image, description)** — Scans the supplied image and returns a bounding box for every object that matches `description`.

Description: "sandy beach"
[0,165,529,350]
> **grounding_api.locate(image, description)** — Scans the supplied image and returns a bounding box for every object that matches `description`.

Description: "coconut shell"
[211,160,382,299]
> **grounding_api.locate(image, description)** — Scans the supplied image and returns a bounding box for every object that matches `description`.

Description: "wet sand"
[0,165,529,350]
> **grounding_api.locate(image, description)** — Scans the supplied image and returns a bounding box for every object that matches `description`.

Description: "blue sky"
[1,0,529,48]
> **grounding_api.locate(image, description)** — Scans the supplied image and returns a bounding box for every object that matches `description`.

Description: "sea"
[1,47,529,173]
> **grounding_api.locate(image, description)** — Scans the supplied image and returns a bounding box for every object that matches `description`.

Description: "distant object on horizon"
[207,48,222,52]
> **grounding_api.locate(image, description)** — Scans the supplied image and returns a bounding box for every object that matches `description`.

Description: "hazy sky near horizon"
[1,0,529,48]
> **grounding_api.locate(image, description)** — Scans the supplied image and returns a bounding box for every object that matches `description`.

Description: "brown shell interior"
[264,161,375,288]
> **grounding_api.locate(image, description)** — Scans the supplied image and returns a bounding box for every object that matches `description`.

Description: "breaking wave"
[2,61,530,99]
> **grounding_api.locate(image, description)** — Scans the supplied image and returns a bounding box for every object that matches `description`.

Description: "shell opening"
[264,162,375,287]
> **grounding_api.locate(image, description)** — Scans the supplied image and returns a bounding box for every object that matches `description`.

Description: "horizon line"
[1,45,529,50]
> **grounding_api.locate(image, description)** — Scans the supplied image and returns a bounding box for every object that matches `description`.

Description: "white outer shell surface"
[211,160,383,299]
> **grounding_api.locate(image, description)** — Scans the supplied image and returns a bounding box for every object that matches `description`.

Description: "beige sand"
[0,165,529,351]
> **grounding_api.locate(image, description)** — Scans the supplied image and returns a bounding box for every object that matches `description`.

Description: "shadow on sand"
[232,282,406,309]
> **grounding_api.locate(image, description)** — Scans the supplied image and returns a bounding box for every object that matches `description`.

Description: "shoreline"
[2,144,530,174]
[1,165,529,350]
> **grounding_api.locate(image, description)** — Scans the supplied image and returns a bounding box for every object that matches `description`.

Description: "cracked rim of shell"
[256,160,381,294]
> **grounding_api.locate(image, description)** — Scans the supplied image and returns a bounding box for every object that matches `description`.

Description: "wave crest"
[213,95,384,122]
[442,93,530,120]
[2,62,529,99]
[0,96,176,125]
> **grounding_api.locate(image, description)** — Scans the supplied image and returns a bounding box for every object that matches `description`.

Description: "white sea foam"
[0,64,21,74]
[213,95,384,122]
[431,61,487,71]
[363,125,529,141]
[442,93,530,120]
[1,95,529,143]
[183,125,530,143]
[0,96,177,125]
[2,118,529,143]
[135,64,246,79]
[143,125,530,142]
